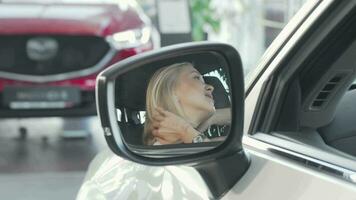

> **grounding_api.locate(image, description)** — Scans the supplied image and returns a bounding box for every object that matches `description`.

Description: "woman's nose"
[205,84,214,92]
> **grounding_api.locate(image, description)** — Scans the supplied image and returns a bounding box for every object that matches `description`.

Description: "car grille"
[0,35,110,76]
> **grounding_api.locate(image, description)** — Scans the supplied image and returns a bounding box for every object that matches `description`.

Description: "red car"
[0,0,158,117]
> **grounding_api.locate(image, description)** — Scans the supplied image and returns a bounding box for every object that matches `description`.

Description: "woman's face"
[175,66,215,119]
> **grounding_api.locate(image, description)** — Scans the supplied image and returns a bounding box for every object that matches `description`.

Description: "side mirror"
[96,42,246,165]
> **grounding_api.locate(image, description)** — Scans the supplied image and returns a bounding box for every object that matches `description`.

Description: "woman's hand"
[151,107,199,144]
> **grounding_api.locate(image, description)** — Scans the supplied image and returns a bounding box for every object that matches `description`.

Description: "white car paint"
[225,137,356,200]
[77,149,210,200]
[77,136,356,200]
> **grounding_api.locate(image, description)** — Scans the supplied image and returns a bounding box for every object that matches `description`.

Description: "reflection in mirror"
[115,52,231,148]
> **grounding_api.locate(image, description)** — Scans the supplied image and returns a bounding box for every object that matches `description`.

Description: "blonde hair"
[143,62,193,144]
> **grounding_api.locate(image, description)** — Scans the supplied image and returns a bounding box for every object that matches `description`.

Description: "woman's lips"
[205,93,214,103]
[205,93,213,99]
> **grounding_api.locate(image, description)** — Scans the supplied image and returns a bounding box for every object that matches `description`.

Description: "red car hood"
[0,2,146,36]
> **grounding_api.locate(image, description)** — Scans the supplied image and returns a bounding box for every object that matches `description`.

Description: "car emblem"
[26,37,59,61]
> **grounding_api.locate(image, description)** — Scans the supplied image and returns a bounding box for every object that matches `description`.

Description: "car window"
[251,1,356,175]
[204,0,306,77]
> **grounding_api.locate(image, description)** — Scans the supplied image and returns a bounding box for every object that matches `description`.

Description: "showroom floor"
[0,117,107,200]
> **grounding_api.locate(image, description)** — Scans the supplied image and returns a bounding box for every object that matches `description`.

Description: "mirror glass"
[114,51,232,151]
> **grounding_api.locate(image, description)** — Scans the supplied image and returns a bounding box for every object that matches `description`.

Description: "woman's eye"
[194,76,201,80]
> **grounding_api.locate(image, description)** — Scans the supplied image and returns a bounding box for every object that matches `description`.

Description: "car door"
[78,1,356,199]
[226,0,356,199]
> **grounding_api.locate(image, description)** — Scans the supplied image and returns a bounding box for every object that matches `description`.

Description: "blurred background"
[0,0,305,199]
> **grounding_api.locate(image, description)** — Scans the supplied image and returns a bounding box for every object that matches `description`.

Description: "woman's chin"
[199,105,215,118]
[202,103,215,113]
[212,108,216,115]
[208,106,216,115]
[210,103,216,112]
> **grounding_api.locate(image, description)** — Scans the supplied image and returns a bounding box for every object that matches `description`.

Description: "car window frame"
[244,0,356,185]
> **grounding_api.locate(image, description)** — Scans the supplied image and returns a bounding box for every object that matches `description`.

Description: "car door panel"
[223,137,356,200]
[78,141,356,200]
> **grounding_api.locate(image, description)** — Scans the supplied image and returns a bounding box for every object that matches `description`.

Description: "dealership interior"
[0,0,305,199]
[0,117,106,199]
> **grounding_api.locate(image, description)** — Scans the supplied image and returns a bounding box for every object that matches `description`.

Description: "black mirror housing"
[96,42,245,166]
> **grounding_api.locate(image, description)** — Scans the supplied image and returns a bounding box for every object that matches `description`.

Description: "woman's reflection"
[144,62,230,145]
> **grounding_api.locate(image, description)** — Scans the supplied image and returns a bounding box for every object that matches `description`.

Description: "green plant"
[190,0,220,41]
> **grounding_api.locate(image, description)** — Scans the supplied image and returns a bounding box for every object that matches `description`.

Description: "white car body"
[77,137,356,199]
[77,0,356,199]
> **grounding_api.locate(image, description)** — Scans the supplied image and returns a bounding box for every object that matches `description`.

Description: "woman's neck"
[184,109,212,129]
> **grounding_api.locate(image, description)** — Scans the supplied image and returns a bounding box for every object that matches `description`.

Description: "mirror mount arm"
[194,150,250,199]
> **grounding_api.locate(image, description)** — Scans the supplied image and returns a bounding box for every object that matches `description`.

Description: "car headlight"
[107,26,152,50]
